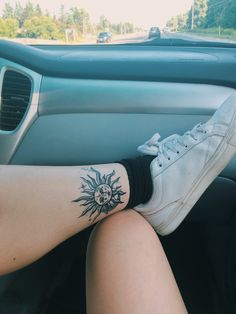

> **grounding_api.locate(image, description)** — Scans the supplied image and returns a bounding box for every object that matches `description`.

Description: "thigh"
[86,210,187,314]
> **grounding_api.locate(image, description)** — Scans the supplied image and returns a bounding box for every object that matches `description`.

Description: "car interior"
[0,37,236,314]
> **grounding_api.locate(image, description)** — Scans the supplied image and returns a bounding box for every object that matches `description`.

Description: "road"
[96,31,236,45]
[162,31,236,44]
[7,31,236,45]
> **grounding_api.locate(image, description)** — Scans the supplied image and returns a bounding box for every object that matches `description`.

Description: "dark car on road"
[148,27,161,39]
[96,32,112,43]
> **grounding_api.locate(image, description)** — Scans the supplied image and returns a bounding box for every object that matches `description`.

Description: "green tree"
[194,0,208,28]
[2,3,14,19]
[58,5,68,27]
[166,16,179,31]
[14,2,25,27]
[221,0,236,28]
[35,4,42,17]
[57,5,68,38]
[124,22,135,33]
[21,1,36,23]
[115,22,123,34]
[23,16,60,39]
[177,14,188,30]
[203,0,236,30]
[97,15,111,31]
[0,18,7,36]
[205,0,236,28]
[186,0,208,29]
[4,18,19,37]
[77,8,91,34]
[67,7,92,35]
[11,1,43,28]
[204,0,224,28]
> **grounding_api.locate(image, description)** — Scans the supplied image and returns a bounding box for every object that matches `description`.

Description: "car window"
[0,0,235,46]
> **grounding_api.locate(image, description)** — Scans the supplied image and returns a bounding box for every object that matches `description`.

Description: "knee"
[87,210,160,259]
[94,209,156,240]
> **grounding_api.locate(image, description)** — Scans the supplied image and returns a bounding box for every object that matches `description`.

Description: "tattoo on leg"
[73,167,126,222]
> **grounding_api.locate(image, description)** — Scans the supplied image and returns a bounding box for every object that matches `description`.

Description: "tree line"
[0,1,141,40]
[166,0,236,32]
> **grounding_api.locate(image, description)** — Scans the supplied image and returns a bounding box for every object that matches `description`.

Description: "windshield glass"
[0,0,235,45]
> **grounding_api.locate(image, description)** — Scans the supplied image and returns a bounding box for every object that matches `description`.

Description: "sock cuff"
[119,156,154,208]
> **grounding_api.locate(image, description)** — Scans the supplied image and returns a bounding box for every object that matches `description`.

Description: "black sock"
[119,156,155,208]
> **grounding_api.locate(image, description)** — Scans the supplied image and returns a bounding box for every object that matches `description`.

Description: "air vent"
[0,70,32,131]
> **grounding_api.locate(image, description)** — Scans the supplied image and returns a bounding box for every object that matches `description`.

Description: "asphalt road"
[6,31,236,45]
[162,31,236,44]
[109,31,236,45]
[112,33,149,44]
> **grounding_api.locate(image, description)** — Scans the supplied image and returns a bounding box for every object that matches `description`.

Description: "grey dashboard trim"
[1,40,236,89]
[39,77,236,116]
[10,112,236,181]
[0,58,42,164]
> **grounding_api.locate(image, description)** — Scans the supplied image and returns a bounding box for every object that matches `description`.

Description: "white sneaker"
[135,93,236,236]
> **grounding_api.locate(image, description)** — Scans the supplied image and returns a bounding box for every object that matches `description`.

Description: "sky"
[0,0,193,28]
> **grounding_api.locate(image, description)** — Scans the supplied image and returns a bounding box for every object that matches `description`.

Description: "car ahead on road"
[148,26,161,39]
[96,32,112,43]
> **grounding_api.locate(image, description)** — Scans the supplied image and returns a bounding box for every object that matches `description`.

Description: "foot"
[135,93,236,236]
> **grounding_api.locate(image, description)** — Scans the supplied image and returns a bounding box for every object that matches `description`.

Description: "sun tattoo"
[73,167,126,222]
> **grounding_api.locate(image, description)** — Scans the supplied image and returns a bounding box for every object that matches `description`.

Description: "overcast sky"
[0,0,192,28]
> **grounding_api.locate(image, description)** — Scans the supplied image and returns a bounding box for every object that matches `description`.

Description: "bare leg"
[86,210,187,314]
[0,164,129,275]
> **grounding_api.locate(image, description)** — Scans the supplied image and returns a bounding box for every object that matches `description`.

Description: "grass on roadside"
[189,27,236,41]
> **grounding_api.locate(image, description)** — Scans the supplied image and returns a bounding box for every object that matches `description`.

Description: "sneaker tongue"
[137,144,158,156]
[137,133,180,156]
[137,133,161,155]
[148,133,161,146]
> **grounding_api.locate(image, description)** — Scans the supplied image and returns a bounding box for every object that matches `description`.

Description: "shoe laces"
[138,123,208,167]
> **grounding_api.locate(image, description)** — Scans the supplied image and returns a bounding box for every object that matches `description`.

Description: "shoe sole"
[156,95,236,236]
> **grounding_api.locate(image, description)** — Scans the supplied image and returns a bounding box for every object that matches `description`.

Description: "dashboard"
[0,39,236,176]
[0,38,236,314]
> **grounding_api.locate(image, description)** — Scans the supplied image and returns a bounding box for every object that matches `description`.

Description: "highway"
[162,31,236,44]
[108,31,236,45]
[8,31,236,45]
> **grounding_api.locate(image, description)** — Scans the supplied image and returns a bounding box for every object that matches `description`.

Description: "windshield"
[0,0,235,45]
[99,32,108,37]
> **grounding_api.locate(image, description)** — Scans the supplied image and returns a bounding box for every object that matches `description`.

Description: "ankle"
[119,155,154,208]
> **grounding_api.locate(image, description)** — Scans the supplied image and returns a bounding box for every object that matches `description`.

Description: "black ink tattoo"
[73,168,126,222]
